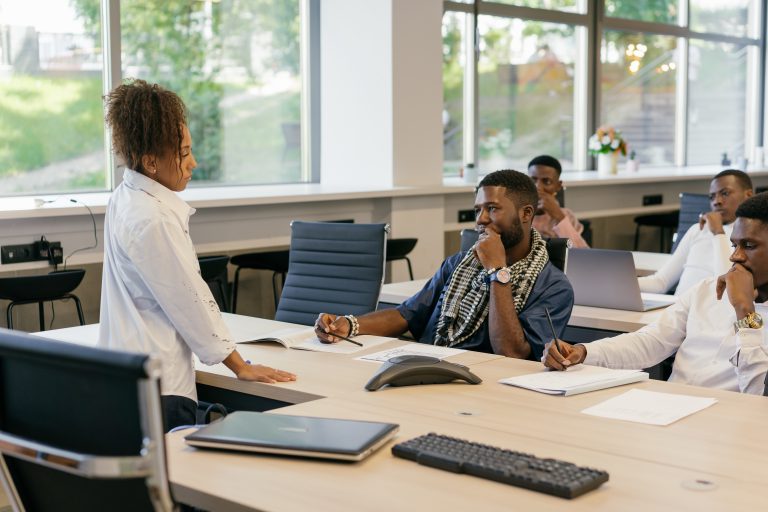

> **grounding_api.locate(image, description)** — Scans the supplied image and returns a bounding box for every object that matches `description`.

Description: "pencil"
[329,332,363,347]
[544,307,561,353]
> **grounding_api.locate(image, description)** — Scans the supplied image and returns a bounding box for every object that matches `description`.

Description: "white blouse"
[99,169,235,401]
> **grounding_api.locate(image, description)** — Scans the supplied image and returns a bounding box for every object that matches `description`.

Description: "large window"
[444,0,763,172]
[0,0,305,197]
[0,0,106,195]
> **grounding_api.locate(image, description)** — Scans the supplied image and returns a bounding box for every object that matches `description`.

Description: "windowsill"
[2,165,766,221]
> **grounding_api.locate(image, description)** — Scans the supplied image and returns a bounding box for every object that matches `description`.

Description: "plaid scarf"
[433,228,549,347]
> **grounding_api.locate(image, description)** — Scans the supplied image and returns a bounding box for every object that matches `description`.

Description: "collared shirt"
[638,223,732,295]
[584,278,768,394]
[99,169,235,401]
[397,251,574,360]
[532,208,589,249]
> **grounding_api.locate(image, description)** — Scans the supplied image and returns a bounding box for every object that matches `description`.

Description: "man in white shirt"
[639,169,753,295]
[543,192,768,395]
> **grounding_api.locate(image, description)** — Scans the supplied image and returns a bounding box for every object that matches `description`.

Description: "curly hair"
[477,169,539,208]
[104,79,187,175]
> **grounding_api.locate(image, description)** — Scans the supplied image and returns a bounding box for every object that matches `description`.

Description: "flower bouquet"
[589,126,627,175]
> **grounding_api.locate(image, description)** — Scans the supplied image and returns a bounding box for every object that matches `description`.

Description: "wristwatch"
[734,311,763,332]
[489,267,512,285]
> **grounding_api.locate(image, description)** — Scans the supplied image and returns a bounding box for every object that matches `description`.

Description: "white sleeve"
[127,218,235,365]
[638,224,697,294]
[730,327,768,395]
[583,291,691,369]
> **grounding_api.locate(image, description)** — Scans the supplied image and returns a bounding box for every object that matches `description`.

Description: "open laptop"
[185,411,399,462]
[565,248,676,312]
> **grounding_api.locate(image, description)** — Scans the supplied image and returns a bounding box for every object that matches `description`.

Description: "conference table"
[37,314,768,511]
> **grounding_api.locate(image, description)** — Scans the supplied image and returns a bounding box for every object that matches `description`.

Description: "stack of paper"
[498,364,648,396]
[356,344,466,363]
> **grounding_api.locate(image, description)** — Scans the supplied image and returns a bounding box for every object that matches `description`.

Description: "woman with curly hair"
[99,79,295,431]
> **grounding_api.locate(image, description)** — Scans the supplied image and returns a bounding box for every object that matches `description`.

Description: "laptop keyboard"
[392,433,609,499]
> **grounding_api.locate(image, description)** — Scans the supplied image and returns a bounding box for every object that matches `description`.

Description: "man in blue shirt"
[314,169,574,359]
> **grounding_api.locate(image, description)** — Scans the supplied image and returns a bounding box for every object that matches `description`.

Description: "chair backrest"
[275,221,389,326]
[0,269,85,301]
[458,229,569,272]
[385,238,418,261]
[0,328,174,512]
[671,193,710,252]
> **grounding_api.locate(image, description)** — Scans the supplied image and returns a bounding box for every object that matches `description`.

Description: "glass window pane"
[477,17,576,171]
[0,0,106,195]
[604,1,677,25]
[443,11,465,176]
[601,32,677,166]
[690,0,752,38]
[687,40,746,166]
[490,1,583,14]
[120,0,303,186]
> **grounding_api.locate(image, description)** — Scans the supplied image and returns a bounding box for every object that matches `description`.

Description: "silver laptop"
[565,248,675,312]
[185,411,399,462]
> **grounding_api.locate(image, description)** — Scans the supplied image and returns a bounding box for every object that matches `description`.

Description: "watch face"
[493,269,512,284]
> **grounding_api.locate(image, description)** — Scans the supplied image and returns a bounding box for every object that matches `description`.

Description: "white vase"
[597,152,618,176]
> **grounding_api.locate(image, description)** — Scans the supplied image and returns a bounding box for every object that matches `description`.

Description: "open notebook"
[221,313,394,354]
[499,365,648,396]
[185,411,399,461]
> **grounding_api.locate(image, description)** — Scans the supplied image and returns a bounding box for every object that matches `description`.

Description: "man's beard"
[500,216,525,249]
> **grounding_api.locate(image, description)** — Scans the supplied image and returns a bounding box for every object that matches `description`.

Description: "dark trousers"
[161,395,197,432]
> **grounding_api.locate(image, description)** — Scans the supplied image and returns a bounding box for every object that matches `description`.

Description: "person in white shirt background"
[542,192,768,395]
[99,79,296,431]
[639,169,754,295]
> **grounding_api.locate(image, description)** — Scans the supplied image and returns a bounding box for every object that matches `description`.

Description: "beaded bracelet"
[344,314,360,337]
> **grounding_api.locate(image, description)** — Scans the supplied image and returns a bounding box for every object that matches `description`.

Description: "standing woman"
[99,79,295,431]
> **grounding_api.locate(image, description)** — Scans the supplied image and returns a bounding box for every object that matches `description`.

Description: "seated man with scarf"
[314,169,574,359]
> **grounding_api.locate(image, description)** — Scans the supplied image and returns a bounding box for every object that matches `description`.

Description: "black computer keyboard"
[392,433,609,499]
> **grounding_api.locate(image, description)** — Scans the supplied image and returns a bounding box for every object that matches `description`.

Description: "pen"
[326,331,363,347]
[544,307,561,354]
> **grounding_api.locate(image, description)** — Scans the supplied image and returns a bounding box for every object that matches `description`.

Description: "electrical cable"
[63,199,98,271]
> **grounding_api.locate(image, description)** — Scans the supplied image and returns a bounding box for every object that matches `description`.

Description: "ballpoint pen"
[544,307,561,354]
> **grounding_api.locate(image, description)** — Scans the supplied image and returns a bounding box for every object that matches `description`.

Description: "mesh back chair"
[671,193,711,253]
[275,221,389,326]
[0,269,86,331]
[458,229,570,272]
[0,328,175,511]
[385,238,418,280]
[197,255,230,312]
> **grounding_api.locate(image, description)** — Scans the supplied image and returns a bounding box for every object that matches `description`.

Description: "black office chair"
[633,211,679,253]
[0,328,175,511]
[580,219,593,246]
[385,238,418,280]
[671,193,710,253]
[0,269,86,331]
[230,250,290,312]
[459,229,570,272]
[198,255,230,313]
[275,221,389,326]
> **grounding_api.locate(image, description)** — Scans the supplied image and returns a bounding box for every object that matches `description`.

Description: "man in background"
[528,155,589,248]
[639,169,753,295]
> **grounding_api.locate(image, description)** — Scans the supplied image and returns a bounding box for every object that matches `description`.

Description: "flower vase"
[597,152,618,176]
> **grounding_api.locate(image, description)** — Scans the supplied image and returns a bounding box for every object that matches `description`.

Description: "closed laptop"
[566,248,675,312]
[185,411,399,462]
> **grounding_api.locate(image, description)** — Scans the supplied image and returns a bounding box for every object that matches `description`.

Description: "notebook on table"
[185,411,399,462]
[566,248,676,312]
